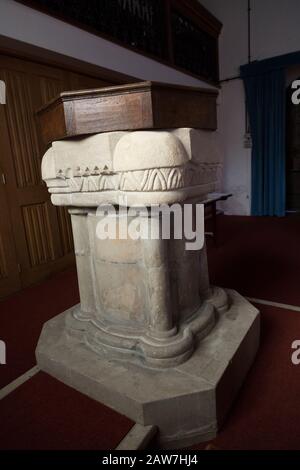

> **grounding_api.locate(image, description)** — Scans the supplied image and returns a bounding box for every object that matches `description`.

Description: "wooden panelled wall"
[0,54,114,298]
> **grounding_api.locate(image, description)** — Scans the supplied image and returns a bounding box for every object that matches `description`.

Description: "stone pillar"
[37,128,260,448]
[69,209,96,320]
[140,213,174,337]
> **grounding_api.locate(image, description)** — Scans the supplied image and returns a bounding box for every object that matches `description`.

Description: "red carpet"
[207,215,300,305]
[0,268,79,388]
[192,303,300,450]
[0,372,134,450]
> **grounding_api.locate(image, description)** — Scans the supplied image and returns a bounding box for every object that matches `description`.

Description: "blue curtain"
[241,67,286,216]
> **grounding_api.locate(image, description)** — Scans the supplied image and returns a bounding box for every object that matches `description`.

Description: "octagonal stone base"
[36,289,259,449]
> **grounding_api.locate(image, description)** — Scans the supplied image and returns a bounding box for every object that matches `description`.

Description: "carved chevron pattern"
[54,164,221,193]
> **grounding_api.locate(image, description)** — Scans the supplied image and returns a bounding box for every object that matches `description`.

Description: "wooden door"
[0,103,21,297]
[0,56,74,295]
[0,54,116,298]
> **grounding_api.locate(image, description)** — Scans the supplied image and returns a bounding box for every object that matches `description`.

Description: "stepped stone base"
[36,289,259,449]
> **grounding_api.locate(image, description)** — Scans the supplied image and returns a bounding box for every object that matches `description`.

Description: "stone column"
[69,209,96,320]
[140,213,174,338]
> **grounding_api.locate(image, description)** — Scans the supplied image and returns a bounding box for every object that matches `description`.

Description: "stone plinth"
[36,126,259,448]
[37,290,259,448]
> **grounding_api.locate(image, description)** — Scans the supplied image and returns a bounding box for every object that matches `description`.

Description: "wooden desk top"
[37,81,218,146]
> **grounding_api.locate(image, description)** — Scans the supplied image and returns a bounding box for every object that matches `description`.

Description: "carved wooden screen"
[171,9,218,82]
[16,0,222,83]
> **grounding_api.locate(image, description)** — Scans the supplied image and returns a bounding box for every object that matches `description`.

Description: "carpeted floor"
[191,303,300,450]
[1,215,300,449]
[0,372,134,450]
[0,268,79,389]
[207,215,300,305]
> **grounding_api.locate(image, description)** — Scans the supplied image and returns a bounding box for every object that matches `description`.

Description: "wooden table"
[202,192,232,245]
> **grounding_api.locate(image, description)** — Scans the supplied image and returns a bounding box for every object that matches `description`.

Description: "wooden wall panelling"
[0,51,124,297]
[68,71,111,91]
[0,55,73,289]
[0,106,21,297]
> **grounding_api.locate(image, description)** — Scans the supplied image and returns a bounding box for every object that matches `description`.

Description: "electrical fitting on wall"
[0,340,6,365]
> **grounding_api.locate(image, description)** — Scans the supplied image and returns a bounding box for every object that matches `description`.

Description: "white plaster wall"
[0,0,212,88]
[201,0,300,214]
